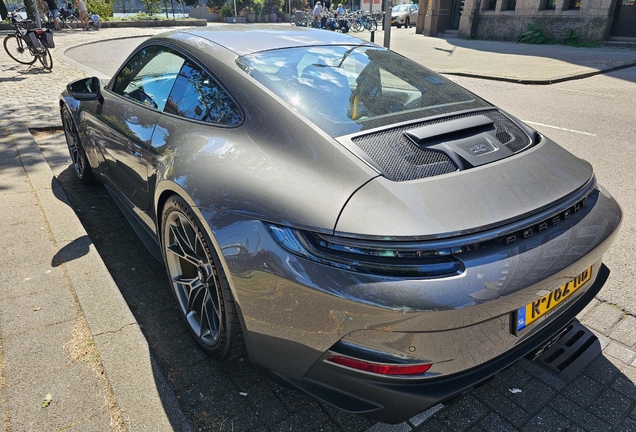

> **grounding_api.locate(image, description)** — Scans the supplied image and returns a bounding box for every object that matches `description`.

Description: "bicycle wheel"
[367,20,377,31]
[3,35,37,65]
[91,18,102,30]
[66,16,79,29]
[37,46,53,70]
[351,20,362,32]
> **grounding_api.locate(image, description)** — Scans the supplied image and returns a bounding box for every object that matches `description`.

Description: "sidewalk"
[0,26,194,432]
[0,24,635,432]
[380,29,636,84]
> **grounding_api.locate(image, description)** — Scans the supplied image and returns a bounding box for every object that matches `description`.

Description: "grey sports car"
[59,26,621,423]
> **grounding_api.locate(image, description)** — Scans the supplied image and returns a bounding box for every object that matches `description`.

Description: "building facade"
[415,0,635,41]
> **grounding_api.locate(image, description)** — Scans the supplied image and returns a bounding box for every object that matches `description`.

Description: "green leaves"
[42,393,53,408]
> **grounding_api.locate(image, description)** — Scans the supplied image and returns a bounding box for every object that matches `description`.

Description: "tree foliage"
[141,0,161,14]
[87,0,114,17]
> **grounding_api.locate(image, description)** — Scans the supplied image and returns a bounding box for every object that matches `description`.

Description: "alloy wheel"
[164,210,222,347]
[62,107,94,183]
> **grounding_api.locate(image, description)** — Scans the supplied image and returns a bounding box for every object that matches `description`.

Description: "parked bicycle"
[87,10,102,29]
[350,10,377,32]
[58,3,80,29]
[3,7,54,70]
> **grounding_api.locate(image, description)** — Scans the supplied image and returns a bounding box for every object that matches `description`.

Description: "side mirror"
[67,77,104,103]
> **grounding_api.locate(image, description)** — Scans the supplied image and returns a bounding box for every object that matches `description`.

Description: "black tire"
[405,17,410,28]
[91,18,102,30]
[3,35,37,65]
[161,195,245,359]
[61,106,95,184]
[37,46,53,70]
[66,16,79,29]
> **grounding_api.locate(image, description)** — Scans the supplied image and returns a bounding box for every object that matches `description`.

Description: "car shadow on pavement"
[46,161,375,432]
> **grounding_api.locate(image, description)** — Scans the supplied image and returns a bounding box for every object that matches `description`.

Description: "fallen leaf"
[42,394,53,408]
[509,388,522,394]
[239,392,248,396]
[33,307,42,312]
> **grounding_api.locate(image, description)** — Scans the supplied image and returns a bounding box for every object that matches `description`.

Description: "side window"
[112,46,185,112]
[165,60,242,126]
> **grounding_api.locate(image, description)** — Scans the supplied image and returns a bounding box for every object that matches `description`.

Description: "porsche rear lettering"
[503,196,588,246]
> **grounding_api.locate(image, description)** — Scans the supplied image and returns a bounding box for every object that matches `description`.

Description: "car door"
[87,45,185,211]
[149,56,243,201]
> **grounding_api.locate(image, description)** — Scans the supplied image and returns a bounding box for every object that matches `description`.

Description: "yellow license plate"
[517,267,592,332]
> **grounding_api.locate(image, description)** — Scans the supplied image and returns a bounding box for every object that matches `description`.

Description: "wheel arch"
[154,181,249,342]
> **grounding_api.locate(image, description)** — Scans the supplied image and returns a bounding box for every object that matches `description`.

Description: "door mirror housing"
[67,77,104,103]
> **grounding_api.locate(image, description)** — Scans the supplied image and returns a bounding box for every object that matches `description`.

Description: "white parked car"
[391,4,418,28]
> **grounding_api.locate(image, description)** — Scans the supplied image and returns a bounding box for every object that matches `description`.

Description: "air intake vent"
[351,110,531,181]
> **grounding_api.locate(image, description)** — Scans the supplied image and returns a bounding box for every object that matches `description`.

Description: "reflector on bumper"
[325,355,432,375]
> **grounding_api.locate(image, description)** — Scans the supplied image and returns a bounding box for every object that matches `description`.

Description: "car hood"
[334,137,594,239]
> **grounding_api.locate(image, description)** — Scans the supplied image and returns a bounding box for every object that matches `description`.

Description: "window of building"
[484,0,497,10]
[543,0,557,9]
[504,0,516,10]
[564,0,581,9]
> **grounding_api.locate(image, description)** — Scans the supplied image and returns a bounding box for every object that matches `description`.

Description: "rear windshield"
[236,46,489,137]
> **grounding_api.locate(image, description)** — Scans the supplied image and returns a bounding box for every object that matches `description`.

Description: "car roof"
[170,25,374,56]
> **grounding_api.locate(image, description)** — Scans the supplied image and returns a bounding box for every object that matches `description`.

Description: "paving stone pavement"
[1,23,635,432]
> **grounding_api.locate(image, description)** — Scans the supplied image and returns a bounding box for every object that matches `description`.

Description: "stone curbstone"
[9,122,189,431]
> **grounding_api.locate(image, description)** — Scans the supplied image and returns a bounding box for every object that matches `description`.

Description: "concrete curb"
[101,19,207,28]
[56,35,153,80]
[440,61,636,84]
[0,19,206,31]
[10,121,192,431]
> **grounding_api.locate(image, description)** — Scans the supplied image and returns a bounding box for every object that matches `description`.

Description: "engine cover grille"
[351,110,532,181]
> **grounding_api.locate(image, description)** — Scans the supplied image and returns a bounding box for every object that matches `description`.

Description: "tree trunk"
[24,0,35,20]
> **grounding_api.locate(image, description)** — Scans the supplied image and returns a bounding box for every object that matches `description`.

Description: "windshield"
[237,46,489,137]
[392,5,410,12]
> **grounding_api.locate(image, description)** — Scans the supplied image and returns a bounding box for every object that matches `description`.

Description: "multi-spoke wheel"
[65,16,79,29]
[61,106,95,183]
[161,195,244,358]
[37,46,53,70]
[3,35,37,65]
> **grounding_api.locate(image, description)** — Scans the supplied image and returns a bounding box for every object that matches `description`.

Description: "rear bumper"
[207,184,620,422]
[268,264,609,423]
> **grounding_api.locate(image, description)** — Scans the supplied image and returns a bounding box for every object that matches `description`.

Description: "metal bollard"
[370,30,374,43]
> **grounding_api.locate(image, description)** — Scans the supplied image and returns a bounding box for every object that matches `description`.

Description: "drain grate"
[532,320,609,382]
